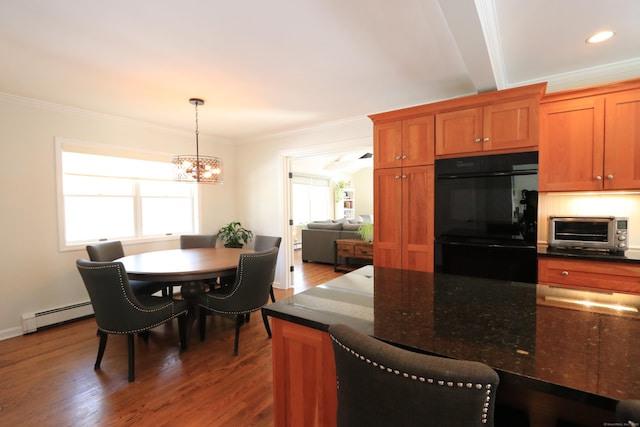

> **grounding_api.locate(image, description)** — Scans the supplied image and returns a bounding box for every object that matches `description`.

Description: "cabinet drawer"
[538,258,640,294]
[355,244,373,259]
[337,245,355,257]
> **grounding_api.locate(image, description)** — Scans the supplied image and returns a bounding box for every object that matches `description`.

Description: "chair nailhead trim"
[78,263,187,334]
[330,333,495,425]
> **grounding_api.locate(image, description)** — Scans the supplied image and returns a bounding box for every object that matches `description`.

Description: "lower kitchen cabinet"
[538,257,640,294]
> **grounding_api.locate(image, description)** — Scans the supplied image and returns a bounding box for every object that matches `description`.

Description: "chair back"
[328,324,499,427]
[180,234,217,249]
[86,241,125,262]
[253,235,282,252]
[76,259,180,334]
[222,247,279,313]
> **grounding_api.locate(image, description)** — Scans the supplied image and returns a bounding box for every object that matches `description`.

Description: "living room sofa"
[301,220,364,264]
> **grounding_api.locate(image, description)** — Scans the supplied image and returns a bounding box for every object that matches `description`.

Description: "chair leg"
[95,331,108,369]
[199,309,207,342]
[127,334,135,382]
[233,315,242,356]
[178,313,188,351]
[262,309,272,338]
[270,285,276,303]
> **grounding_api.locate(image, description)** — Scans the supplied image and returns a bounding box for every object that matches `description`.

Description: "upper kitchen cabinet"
[539,79,640,192]
[434,83,546,158]
[371,115,434,169]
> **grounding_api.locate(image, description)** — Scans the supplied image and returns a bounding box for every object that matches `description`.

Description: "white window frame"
[55,137,200,251]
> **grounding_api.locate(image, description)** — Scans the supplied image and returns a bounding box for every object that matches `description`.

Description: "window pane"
[292,182,331,224]
[141,198,194,236]
[63,175,134,196]
[63,152,173,180]
[64,197,135,242]
[310,186,331,221]
[140,180,193,197]
[58,142,198,247]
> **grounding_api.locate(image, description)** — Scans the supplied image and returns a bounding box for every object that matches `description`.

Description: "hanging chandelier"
[172,98,223,184]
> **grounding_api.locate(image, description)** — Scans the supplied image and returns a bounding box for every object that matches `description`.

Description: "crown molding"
[510,56,640,93]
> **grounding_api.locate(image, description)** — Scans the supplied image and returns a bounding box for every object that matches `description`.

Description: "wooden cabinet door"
[271,319,337,427]
[374,168,403,268]
[373,121,402,169]
[483,97,538,152]
[539,96,605,191]
[402,115,435,166]
[604,89,640,190]
[402,165,434,272]
[375,116,434,169]
[435,107,483,156]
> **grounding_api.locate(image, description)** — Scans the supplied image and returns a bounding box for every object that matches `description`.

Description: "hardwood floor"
[0,251,341,427]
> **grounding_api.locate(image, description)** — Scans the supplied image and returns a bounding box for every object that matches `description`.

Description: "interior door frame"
[279,139,372,290]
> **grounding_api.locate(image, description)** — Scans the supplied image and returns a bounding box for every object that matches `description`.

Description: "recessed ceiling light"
[586,30,615,44]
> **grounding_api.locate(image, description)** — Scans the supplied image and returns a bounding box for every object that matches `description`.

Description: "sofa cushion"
[342,223,362,231]
[307,222,343,230]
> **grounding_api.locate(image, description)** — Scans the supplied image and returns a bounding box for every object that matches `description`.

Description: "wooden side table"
[334,239,373,272]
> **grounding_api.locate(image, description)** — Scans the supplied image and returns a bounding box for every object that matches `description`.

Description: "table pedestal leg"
[179,280,206,343]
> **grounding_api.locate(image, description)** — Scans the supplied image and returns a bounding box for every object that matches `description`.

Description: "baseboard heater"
[21,301,94,334]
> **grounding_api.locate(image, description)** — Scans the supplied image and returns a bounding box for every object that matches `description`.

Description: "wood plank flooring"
[0,252,341,427]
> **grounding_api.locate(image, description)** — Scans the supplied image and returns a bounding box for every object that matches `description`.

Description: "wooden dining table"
[117,247,254,342]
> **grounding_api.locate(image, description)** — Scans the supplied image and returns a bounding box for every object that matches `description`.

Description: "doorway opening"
[281,143,373,291]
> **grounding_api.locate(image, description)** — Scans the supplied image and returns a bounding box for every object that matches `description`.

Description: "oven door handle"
[435,240,536,250]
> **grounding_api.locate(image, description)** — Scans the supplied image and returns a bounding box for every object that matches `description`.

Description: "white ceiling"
[1,0,639,141]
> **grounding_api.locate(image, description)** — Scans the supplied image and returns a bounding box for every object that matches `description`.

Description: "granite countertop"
[264,265,640,411]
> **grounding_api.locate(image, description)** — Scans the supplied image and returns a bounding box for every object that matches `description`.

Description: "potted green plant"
[357,223,373,243]
[217,221,253,248]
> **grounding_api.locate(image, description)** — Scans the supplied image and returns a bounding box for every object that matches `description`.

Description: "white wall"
[0,95,237,339]
[352,167,374,217]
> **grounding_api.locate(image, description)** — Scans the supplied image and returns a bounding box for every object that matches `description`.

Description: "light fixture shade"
[172,155,224,183]
[173,97,223,184]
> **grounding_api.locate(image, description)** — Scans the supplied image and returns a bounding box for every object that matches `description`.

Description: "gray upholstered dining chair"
[328,324,500,427]
[86,241,168,296]
[76,259,189,382]
[180,234,217,249]
[198,247,278,356]
[253,235,282,302]
[617,400,640,425]
[178,234,218,295]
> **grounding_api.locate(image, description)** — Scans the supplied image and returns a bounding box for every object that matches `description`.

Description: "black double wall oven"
[434,151,538,283]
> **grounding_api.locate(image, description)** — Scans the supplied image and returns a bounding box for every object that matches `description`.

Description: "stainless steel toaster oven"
[548,216,628,252]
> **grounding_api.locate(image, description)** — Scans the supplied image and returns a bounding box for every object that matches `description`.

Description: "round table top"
[116,247,253,282]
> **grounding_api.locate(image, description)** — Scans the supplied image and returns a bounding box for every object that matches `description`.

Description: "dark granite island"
[264,265,640,427]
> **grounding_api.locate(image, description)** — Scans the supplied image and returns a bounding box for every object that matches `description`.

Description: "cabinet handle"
[401,155,407,159]
[595,176,602,181]
[607,174,614,180]
[402,175,407,179]
[474,138,481,143]
[483,137,490,142]
[395,155,402,160]
[395,175,401,179]
[561,271,569,276]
